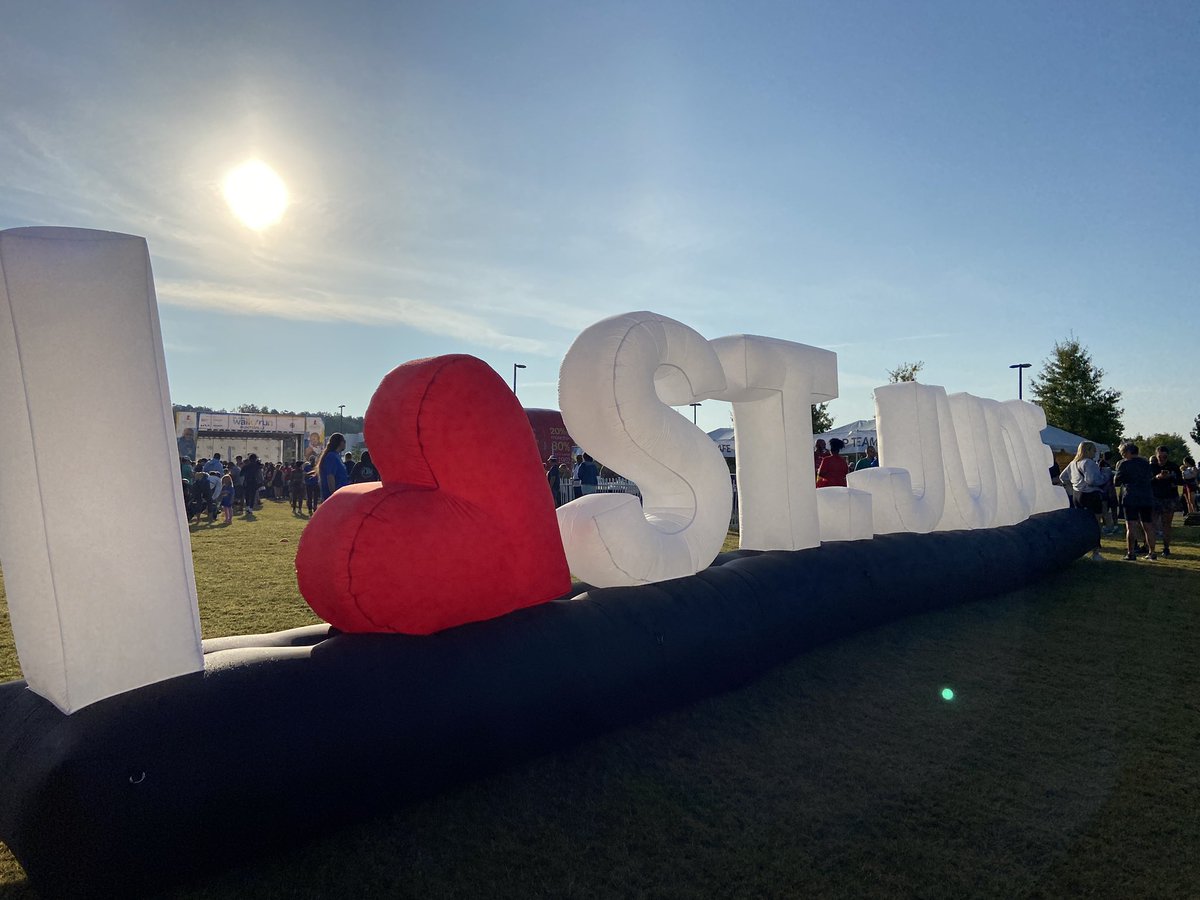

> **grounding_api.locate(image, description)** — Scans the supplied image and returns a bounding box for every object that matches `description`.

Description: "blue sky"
[3,2,1197,450]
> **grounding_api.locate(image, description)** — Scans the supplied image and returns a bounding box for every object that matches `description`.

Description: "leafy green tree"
[1029,338,1123,448]
[887,361,924,383]
[1191,414,1200,449]
[812,403,834,435]
[1124,433,1189,462]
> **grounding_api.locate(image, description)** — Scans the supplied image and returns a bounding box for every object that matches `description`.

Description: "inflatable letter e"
[296,355,571,634]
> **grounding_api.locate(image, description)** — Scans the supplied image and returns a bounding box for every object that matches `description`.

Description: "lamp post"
[689,402,702,425]
[338,404,345,434]
[1009,363,1031,400]
[512,363,526,394]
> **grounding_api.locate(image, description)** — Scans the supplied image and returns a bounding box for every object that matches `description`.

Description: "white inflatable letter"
[0,227,203,713]
[848,382,947,534]
[557,312,732,586]
[1004,399,1069,515]
[933,391,998,531]
[708,335,840,550]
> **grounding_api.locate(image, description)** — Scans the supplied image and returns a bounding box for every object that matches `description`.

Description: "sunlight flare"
[222,160,289,230]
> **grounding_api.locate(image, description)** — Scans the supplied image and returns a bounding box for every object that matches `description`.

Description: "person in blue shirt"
[317,433,351,503]
[578,454,600,494]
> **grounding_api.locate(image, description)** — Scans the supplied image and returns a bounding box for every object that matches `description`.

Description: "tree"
[1029,337,1123,448]
[1191,414,1200,449]
[812,403,834,435]
[887,361,924,383]
[1125,432,1189,461]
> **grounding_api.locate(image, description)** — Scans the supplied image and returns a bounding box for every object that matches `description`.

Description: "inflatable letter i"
[0,227,203,713]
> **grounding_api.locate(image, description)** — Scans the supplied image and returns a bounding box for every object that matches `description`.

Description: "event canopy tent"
[815,419,877,453]
[709,419,1108,457]
[706,420,876,459]
[1038,424,1110,455]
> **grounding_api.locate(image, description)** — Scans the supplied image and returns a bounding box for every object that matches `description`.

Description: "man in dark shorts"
[1114,442,1157,561]
[1149,445,1181,557]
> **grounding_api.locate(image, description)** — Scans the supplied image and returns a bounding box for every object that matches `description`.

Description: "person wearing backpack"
[350,450,380,484]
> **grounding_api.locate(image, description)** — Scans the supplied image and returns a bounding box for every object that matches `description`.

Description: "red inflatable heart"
[295,354,571,634]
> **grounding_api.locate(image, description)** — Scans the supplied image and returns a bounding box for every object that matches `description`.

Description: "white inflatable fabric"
[937,391,1000,531]
[557,312,732,587]
[709,335,838,551]
[815,487,874,542]
[849,383,1060,535]
[0,227,203,713]
[848,382,947,534]
[977,398,1039,526]
[1004,399,1070,515]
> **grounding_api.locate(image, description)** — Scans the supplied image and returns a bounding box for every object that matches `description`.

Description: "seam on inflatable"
[343,486,402,632]
[598,512,646,584]
[142,254,204,652]
[0,239,72,710]
[345,351,467,631]
[412,357,455,495]
[609,315,700,529]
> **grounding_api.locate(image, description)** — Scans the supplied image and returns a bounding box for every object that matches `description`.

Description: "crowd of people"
[813,438,876,487]
[1054,441,1192,562]
[546,453,601,506]
[179,433,381,526]
[180,431,1193,564]
[812,436,1193,564]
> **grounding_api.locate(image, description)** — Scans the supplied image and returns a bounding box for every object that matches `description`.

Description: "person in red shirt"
[813,439,829,472]
[816,438,849,488]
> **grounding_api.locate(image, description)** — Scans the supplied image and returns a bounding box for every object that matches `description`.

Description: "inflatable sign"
[0,226,1090,898]
[555,313,1067,586]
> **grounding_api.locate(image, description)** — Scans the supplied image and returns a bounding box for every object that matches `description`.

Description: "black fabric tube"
[0,509,1096,898]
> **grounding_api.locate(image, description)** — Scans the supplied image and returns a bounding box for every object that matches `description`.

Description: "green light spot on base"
[941,688,955,701]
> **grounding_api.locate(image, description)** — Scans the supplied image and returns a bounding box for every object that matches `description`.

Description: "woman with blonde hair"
[1067,441,1105,561]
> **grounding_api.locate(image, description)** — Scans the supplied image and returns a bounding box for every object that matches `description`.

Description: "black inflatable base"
[0,509,1097,897]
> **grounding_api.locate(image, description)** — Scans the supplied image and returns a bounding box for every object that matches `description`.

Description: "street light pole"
[1009,363,1031,400]
[338,404,345,434]
[512,363,526,394]
[689,402,702,425]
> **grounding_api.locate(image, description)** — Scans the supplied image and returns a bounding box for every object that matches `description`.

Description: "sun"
[222,160,289,230]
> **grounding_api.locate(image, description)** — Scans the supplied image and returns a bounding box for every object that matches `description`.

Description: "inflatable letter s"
[557,312,732,587]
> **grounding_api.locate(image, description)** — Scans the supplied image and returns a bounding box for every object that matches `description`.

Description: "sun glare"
[222,160,289,230]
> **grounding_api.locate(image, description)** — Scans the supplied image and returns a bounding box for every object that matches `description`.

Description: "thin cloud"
[824,333,955,350]
[155,279,553,355]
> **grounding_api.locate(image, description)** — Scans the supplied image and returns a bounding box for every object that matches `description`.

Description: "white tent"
[712,418,1107,456]
[815,419,877,452]
[1039,425,1109,455]
[707,427,735,458]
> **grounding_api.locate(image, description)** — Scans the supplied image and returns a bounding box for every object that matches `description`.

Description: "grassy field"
[1,503,1198,898]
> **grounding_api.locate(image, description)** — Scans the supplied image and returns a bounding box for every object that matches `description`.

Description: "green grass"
[1,505,1198,898]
